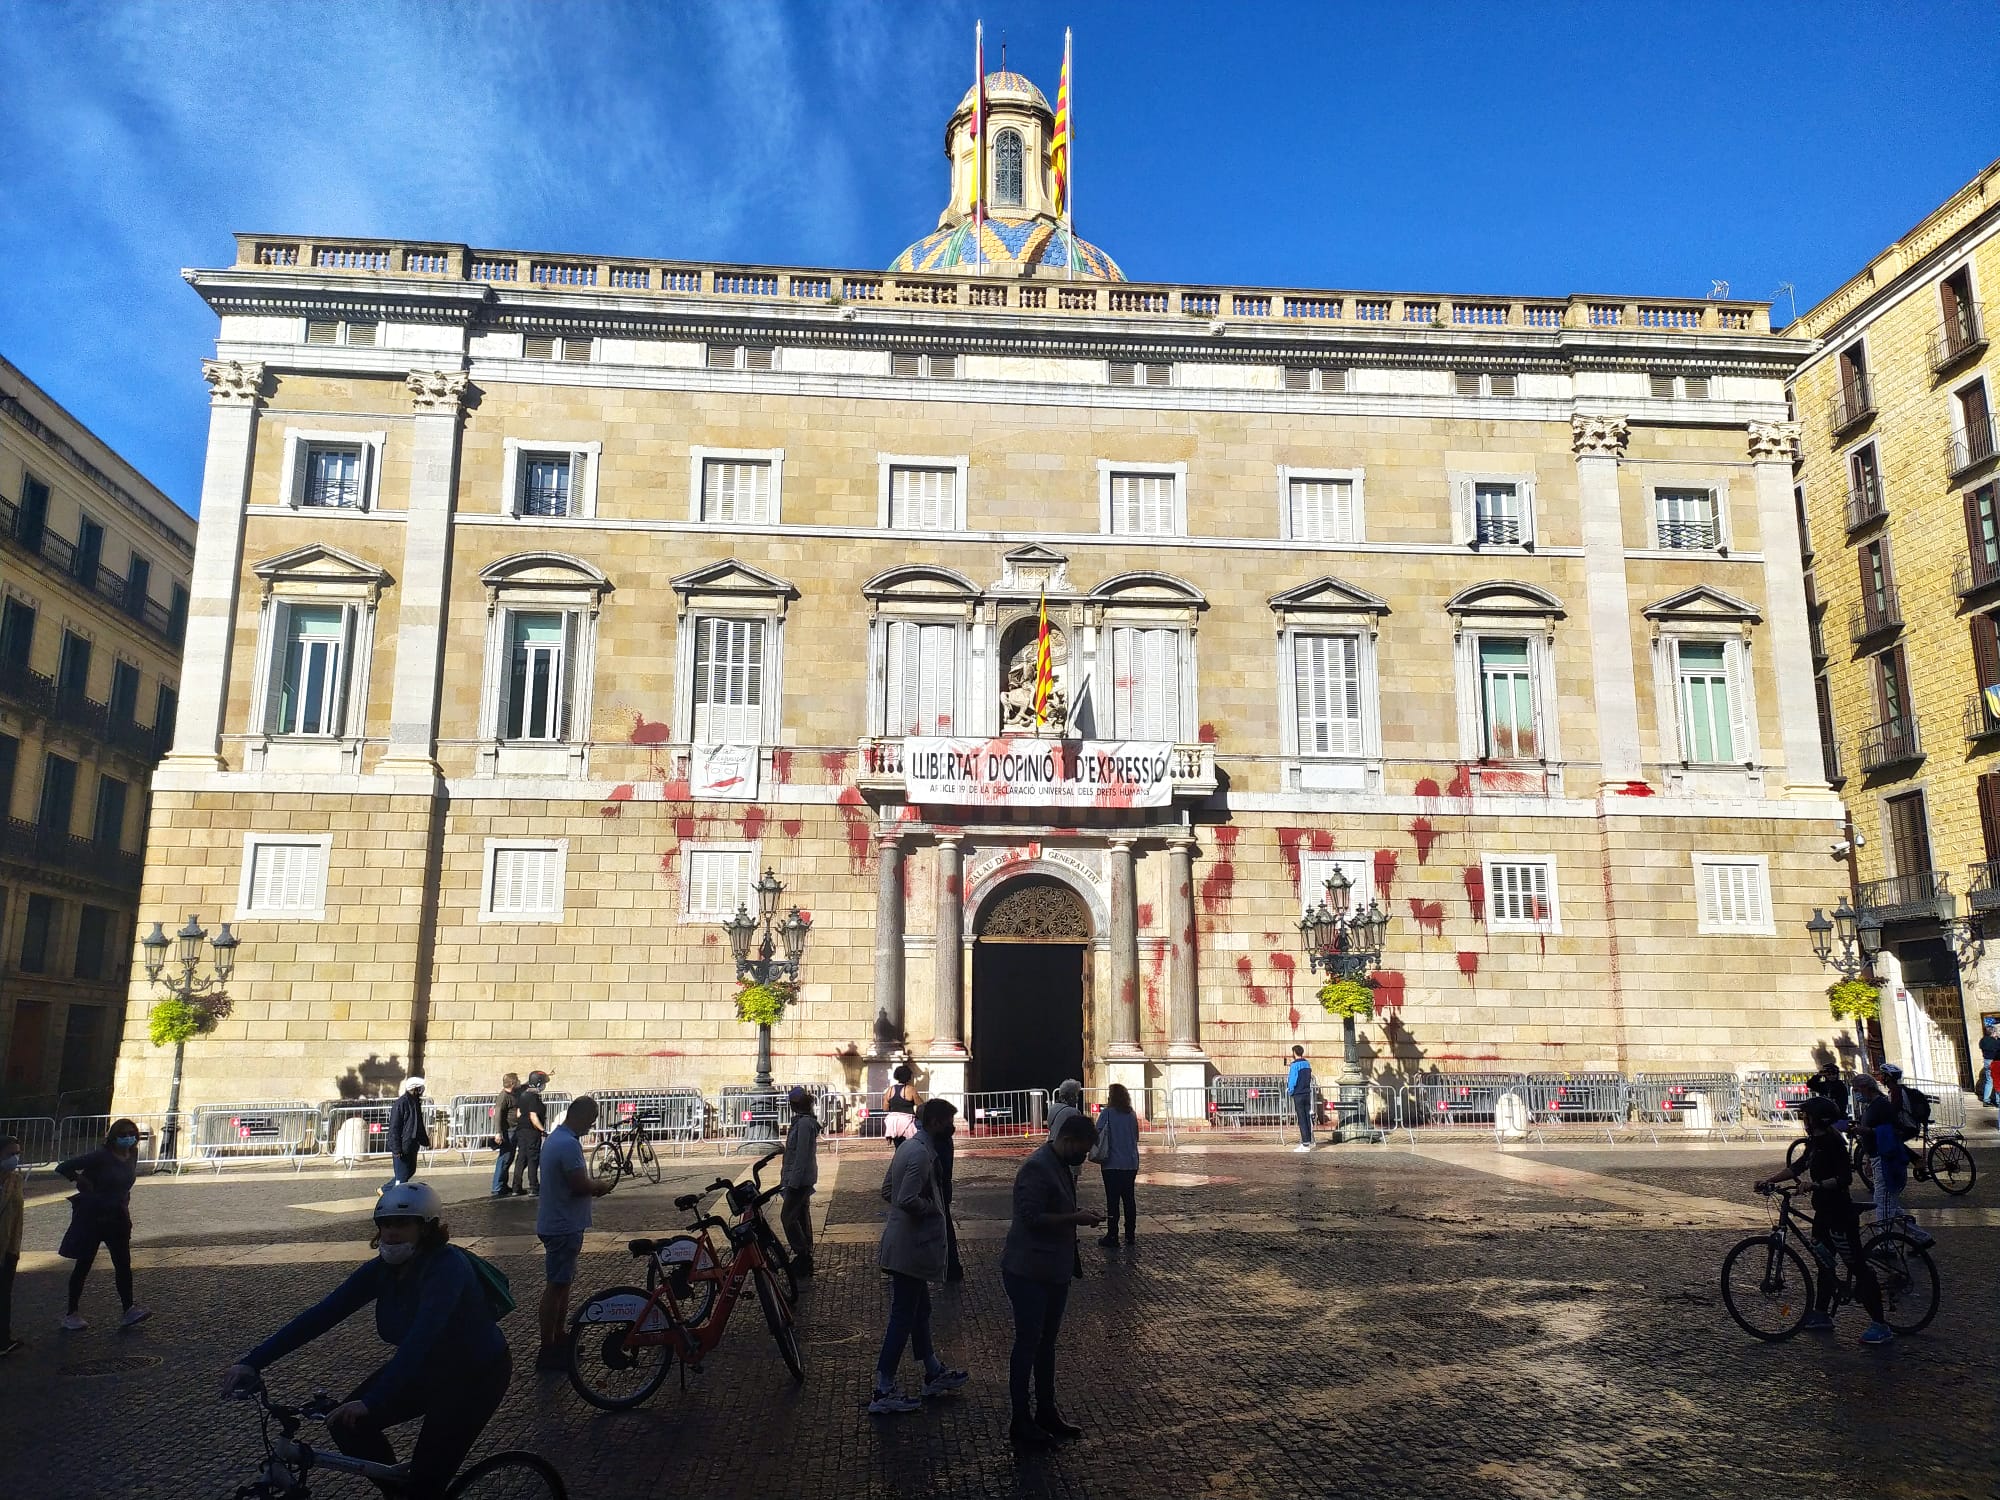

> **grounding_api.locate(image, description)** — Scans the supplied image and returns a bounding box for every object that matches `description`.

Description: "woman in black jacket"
[57,1118,147,1331]
[385,1077,431,1189]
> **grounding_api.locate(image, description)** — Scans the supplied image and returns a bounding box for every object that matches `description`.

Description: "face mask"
[378,1241,418,1266]
[0,1155,19,1174]
[114,1136,138,1150]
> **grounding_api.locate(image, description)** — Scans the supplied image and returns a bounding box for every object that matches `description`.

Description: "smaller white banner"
[904,737,1176,808]
[692,743,760,800]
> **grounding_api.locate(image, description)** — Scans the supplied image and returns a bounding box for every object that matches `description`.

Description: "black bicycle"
[1720,1184,1939,1341]
[225,1377,564,1497]
[1783,1119,1975,1197]
[591,1105,663,1188]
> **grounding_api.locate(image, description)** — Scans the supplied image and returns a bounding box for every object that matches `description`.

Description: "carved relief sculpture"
[405,368,472,412]
[201,358,269,406]
[980,880,1091,941]
[1747,420,1803,463]
[1570,412,1631,458]
[1001,621,1068,730]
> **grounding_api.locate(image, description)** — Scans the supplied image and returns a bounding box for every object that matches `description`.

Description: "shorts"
[539,1231,585,1286]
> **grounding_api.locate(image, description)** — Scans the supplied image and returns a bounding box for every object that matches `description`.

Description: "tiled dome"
[955,70,1050,114]
[890,217,1124,282]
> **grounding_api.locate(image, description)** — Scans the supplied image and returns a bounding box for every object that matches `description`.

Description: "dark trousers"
[780,1188,814,1259]
[390,1148,420,1186]
[875,1271,934,1386]
[1812,1208,1884,1322]
[336,1347,511,1498]
[1293,1091,1314,1145]
[489,1141,516,1195]
[509,1132,542,1193]
[1101,1168,1138,1240]
[1,1251,17,1341]
[67,1226,133,1313]
[1002,1269,1070,1419]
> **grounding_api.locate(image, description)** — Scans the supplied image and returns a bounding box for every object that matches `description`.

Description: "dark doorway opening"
[971,941,1085,1097]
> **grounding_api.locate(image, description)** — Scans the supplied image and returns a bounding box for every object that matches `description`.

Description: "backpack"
[1893,1086,1930,1138]
[458,1247,517,1319]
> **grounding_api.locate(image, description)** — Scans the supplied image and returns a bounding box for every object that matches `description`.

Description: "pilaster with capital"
[930,837,967,1056]
[164,360,270,772]
[873,833,907,1055]
[1745,420,1829,794]
[1570,412,1645,791]
[1105,838,1144,1060]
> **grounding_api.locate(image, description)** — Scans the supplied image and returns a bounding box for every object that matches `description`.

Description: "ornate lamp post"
[1297,868,1390,1138]
[1807,898,1882,1063]
[140,914,239,1162]
[723,868,812,1144]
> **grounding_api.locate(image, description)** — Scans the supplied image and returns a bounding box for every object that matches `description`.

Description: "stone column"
[1104,839,1146,1097]
[1572,413,1644,792]
[930,837,966,1056]
[873,833,906,1056]
[163,360,268,772]
[1748,420,1832,796]
[1163,836,1208,1110]
[377,369,470,780]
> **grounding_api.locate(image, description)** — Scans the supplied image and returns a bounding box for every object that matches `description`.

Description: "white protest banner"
[903,737,1175,808]
[692,742,759,800]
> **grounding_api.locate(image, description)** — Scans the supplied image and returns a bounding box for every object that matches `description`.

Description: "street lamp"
[722,868,812,1144]
[1806,898,1881,1064]
[1297,871,1390,1139]
[140,914,239,1162]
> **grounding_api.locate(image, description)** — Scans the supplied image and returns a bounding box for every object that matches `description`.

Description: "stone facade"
[1790,157,2000,1084]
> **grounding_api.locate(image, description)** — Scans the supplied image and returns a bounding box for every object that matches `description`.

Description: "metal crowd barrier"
[1630,1074,1742,1139]
[1743,1071,1815,1125]
[1908,1077,1968,1131]
[1397,1073,1530,1136]
[963,1089,1050,1139]
[51,1113,181,1170]
[1208,1074,1322,1141]
[445,1092,575,1157]
[1518,1073,1629,1142]
[599,1089,707,1154]
[1082,1087,1180,1150]
[185,1101,319,1172]
[0,1115,59,1168]
[716,1087,787,1153]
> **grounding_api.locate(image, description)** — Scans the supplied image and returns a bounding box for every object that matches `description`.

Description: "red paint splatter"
[780,818,802,840]
[1199,826,1238,913]
[1482,768,1540,795]
[1277,827,1307,882]
[944,872,961,899]
[1611,779,1654,797]
[700,931,718,946]
[609,783,635,801]
[1143,977,1163,1028]
[1270,951,1298,1025]
[1137,902,1155,929]
[1407,898,1444,939]
[834,784,872,872]
[771,749,793,784]
[1372,971,1406,1011]
[819,750,850,779]
[1435,1049,1502,1063]
[599,803,623,819]
[1373,849,1399,902]
[1414,777,1441,799]
[1235,955,1271,1006]
[1461,865,1486,923]
[662,779,691,801]
[659,852,677,876]
[1445,764,1473,798]
[673,814,698,844]
[1198,722,1218,744]
[1455,950,1480,979]
[1288,1006,1302,1031]
[629,713,672,746]
[1409,817,1439,864]
[739,806,768,840]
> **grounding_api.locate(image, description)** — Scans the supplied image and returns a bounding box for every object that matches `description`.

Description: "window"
[92,774,127,847]
[1281,365,1347,393]
[1814,674,1841,783]
[281,430,384,511]
[1674,641,1742,764]
[155,683,178,741]
[1473,483,1523,546]
[523,334,590,362]
[170,584,188,644]
[1299,853,1376,915]
[1655,489,1719,551]
[1940,266,1981,360]
[1848,445,1884,523]
[1109,626,1182,741]
[238,835,331,920]
[704,344,775,371]
[1979,772,2000,863]
[109,660,139,726]
[1693,857,1772,934]
[696,454,778,523]
[1649,372,1710,400]
[692,617,765,742]
[1836,342,1871,420]
[888,466,959,530]
[882,619,958,736]
[1876,644,1910,728]
[19,893,55,973]
[1108,361,1172,387]
[890,352,959,379]
[1885,791,1932,878]
[502,440,600,519]
[1454,370,1517,397]
[0,597,34,668]
[1971,614,2000,699]
[268,603,350,736]
[303,445,363,508]
[1478,637,1538,759]
[1485,857,1557,930]
[1964,483,2000,587]
[993,128,1024,206]
[74,515,103,584]
[481,840,566,922]
[1955,379,1995,471]
[1284,472,1361,543]
[503,612,571,742]
[0,733,16,818]
[522,456,569,516]
[73,904,113,982]
[1858,538,1896,630]
[124,555,149,619]
[56,631,91,704]
[1103,468,1182,537]
[1292,634,1364,756]
[683,844,759,920]
[38,752,77,834]
[304,317,378,347]
[15,474,48,548]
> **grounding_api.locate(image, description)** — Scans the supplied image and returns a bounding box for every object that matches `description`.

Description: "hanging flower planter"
[1317,976,1376,1019]
[1826,977,1880,1022]
[735,978,798,1027]
[148,993,231,1047]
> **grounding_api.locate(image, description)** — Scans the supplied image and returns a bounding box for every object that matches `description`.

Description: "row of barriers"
[1,1071,1976,1171]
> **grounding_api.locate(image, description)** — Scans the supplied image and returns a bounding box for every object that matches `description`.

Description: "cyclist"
[1755,1096,1894,1345]
[220,1182,510,1497]
[1852,1073,1932,1248]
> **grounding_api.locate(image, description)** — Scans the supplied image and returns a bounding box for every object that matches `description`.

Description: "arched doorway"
[971,876,1091,1097]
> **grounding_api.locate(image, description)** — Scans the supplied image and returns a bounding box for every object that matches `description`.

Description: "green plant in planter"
[148,993,230,1048]
[735,978,798,1027]
[1826,977,1881,1022]
[1317,977,1376,1019]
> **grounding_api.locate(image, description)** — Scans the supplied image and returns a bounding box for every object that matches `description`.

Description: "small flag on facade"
[1985,683,2000,720]
[1034,588,1054,729]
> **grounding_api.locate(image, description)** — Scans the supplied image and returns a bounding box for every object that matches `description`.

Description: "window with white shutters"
[1694,857,1770,934]
[1110,626,1182,741]
[1675,640,1740,764]
[685,845,758,920]
[1288,477,1358,542]
[882,620,957,736]
[303,446,363,508]
[692,617,765,742]
[701,459,773,523]
[1655,488,1718,550]
[1486,858,1556,929]
[1293,633,1363,755]
[270,604,350,737]
[1110,472,1175,536]
[241,838,329,918]
[504,612,570,741]
[889,467,956,530]
[486,842,565,920]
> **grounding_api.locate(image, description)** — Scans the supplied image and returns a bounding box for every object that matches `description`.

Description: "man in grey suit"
[1001,1113,1103,1446]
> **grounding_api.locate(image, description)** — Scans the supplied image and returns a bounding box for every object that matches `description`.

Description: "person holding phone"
[1002,1112,1102,1446]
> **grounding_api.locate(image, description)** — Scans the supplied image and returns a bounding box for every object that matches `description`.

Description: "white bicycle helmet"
[1876,1062,1904,1081]
[374,1181,442,1221]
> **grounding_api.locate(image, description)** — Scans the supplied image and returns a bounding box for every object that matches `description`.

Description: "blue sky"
[1,1,1994,515]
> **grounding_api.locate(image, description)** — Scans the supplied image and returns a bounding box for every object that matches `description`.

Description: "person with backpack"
[219,1181,515,1497]
[1868,1064,1936,1246]
[1756,1096,1894,1345]
[489,1073,521,1198]
[1287,1045,1315,1151]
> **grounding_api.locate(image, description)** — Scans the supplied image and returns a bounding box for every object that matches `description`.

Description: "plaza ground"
[3,1126,1997,1500]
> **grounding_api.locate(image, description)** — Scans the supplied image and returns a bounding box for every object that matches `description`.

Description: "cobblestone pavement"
[2,1135,1996,1500]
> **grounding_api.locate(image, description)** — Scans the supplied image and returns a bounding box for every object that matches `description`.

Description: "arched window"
[993,129,1024,208]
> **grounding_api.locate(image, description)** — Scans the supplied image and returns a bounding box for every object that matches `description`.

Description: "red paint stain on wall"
[1455,950,1480,979]
[834,785,873,872]
[1409,817,1439,864]
[1372,848,1399,902]
[943,872,961,899]
[1434,1049,1502,1063]
[1235,955,1271,1006]
[1269,951,1297,1026]
[662,779,692,802]
[739,806,768,841]
[599,804,623,819]
[771,749,793,784]
[1277,827,1307,882]
[673,814,698,844]
[1199,826,1238,913]
[1461,865,1486,923]
[1406,898,1444,939]
[1198,722,1218,744]
[780,818,803,841]
[629,713,673,746]
[1142,977,1163,1028]
[819,750,850,779]
[1445,764,1473,799]
[700,931,717,946]
[609,784,635,801]
[1372,970,1406,1012]
[1137,902,1154,929]
[1414,777,1441,800]
[1288,1005,1302,1031]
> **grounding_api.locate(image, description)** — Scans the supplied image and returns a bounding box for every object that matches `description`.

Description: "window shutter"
[1684,376,1709,400]
[706,344,737,370]
[1724,638,1751,764]
[1143,362,1172,387]
[264,602,293,734]
[1519,478,1537,547]
[742,345,774,371]
[561,336,592,363]
[334,606,356,738]
[1978,774,2000,862]
[1695,863,1721,929]
[1649,373,1676,398]
[1322,367,1348,394]
[1975,615,2000,691]
[560,612,579,738]
[523,334,557,360]
[306,319,339,345]
[1454,370,1481,397]
[928,353,960,379]
[1107,361,1136,386]
[891,351,922,378]
[346,321,378,348]
[1282,366,1312,392]
[1451,480,1474,546]
[1488,372,1516,398]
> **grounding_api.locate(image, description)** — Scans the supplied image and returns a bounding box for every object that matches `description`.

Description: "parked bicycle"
[1720,1184,1939,1341]
[224,1376,564,1498]
[590,1105,663,1188]
[566,1149,803,1409]
[1857,1121,1975,1197]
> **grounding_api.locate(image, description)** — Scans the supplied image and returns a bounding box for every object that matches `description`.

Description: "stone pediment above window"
[252,543,392,602]
[994,543,1071,595]
[670,558,799,617]
[861,564,981,605]
[1089,572,1206,607]
[1444,579,1565,620]
[479,551,612,613]
[1641,585,1761,625]
[1267,577,1390,620]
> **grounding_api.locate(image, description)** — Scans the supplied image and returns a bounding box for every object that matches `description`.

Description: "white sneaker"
[118,1306,152,1329]
[60,1313,86,1332]
[1293,1143,1314,1153]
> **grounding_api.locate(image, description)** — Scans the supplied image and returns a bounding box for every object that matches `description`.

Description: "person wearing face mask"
[384,1075,431,1190]
[55,1118,147,1331]
[220,1182,510,1498]
[0,1133,23,1356]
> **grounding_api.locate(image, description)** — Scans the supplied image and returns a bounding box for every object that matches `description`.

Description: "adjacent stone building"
[114,70,1847,1117]
[1,355,193,1113]
[1790,157,2000,1085]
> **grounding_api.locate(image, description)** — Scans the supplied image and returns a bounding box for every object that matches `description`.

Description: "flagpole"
[1065,28,1075,282]
[975,19,986,278]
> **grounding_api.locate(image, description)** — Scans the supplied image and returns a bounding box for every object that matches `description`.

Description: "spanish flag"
[1034,588,1054,729]
[1051,31,1071,217]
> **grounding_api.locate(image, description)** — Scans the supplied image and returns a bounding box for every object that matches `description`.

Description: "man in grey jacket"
[870,1098,969,1415]
[1002,1113,1103,1446]
[779,1087,820,1279]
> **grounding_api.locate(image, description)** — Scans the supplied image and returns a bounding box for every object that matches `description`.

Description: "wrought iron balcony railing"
[1843,480,1886,533]
[1849,586,1902,643]
[0,817,144,889]
[1856,869,1952,926]
[1968,859,2000,913]
[1932,305,1986,372]
[1829,380,1875,435]
[0,495,184,644]
[1949,417,1999,478]
[1856,715,1922,773]
[1965,691,2000,741]
[1957,550,2000,599]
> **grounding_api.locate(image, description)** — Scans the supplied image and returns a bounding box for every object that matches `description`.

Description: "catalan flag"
[971,21,987,234]
[1034,588,1054,729]
[1051,30,1072,217]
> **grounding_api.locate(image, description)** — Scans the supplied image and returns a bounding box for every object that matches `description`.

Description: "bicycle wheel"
[589,1142,623,1189]
[1857,1152,1874,1193]
[754,1264,805,1382]
[1784,1136,1811,1172]
[637,1138,662,1185]
[447,1450,568,1499]
[758,1220,799,1304]
[565,1285,674,1410]
[1864,1231,1939,1335]
[1928,1139,1975,1196]
[1719,1235,1812,1341]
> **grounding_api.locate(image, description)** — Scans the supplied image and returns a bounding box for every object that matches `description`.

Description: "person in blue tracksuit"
[1286,1046,1315,1151]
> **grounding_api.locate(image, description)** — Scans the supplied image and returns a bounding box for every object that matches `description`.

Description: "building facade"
[1,356,193,1113]
[1791,158,2000,1086]
[114,72,1847,1117]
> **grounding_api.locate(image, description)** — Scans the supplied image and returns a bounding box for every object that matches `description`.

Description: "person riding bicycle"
[1755,1096,1894,1346]
[219,1182,511,1497]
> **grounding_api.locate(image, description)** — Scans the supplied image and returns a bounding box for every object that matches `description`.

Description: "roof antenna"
[1000,33,1006,70]
[1775,281,1798,325]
